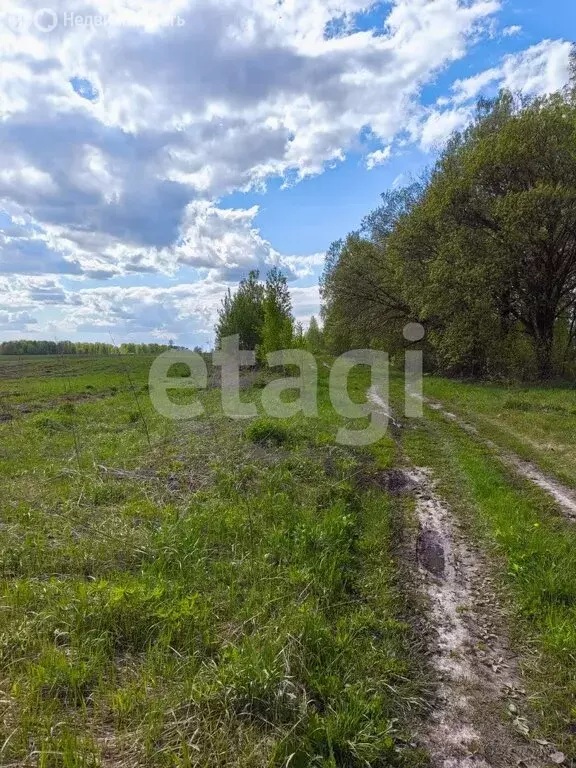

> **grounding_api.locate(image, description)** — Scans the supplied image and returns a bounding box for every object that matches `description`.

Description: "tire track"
[368,387,550,767]
[424,398,576,521]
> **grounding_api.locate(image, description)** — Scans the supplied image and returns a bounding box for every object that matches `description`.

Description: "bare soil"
[408,466,545,767]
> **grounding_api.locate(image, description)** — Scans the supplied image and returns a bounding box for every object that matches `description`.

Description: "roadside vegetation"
[421,375,576,489]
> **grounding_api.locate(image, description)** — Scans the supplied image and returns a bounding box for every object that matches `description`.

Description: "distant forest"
[0,341,174,356]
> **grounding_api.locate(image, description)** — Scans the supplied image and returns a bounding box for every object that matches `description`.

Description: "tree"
[322,84,576,379]
[305,316,323,353]
[212,267,294,359]
[215,270,265,350]
[259,267,294,360]
[320,186,421,354]
[389,91,576,377]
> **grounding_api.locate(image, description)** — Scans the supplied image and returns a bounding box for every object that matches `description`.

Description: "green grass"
[6,355,576,762]
[423,375,576,488]
[0,356,427,766]
[244,417,292,446]
[390,377,576,755]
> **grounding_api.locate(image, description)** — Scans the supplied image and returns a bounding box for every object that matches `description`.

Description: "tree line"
[0,340,174,356]
[322,73,576,380]
[215,267,323,356]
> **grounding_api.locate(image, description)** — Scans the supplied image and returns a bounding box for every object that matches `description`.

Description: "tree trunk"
[536,339,554,379]
[532,311,556,379]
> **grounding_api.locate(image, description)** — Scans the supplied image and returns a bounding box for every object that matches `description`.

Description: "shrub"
[167,362,191,378]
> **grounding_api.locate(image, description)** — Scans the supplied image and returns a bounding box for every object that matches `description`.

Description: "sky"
[0,0,573,349]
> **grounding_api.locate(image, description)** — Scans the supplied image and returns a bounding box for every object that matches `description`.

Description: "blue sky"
[0,0,573,348]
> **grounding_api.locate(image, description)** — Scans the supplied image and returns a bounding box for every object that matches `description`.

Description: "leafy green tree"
[323,83,576,379]
[259,267,294,360]
[320,186,420,354]
[215,270,265,350]
[389,90,576,377]
[305,316,323,353]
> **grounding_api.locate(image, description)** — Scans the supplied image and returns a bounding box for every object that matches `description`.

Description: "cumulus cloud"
[0,276,66,308]
[366,147,392,170]
[0,272,321,344]
[0,310,38,330]
[63,283,224,339]
[452,39,572,104]
[413,39,572,150]
[0,0,502,287]
[418,105,474,150]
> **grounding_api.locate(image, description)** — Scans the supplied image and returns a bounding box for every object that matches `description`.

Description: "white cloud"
[176,202,324,280]
[40,280,228,341]
[0,0,502,288]
[415,39,573,152]
[502,25,522,37]
[452,66,500,103]
[0,310,38,330]
[500,39,572,95]
[418,105,474,150]
[366,146,392,169]
[452,39,572,104]
[5,276,320,344]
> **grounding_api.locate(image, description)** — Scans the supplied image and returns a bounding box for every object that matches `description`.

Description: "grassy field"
[3,356,576,765]
[0,355,427,767]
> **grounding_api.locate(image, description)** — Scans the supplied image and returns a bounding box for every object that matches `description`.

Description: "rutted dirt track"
[368,388,551,767]
[424,397,576,520]
[409,466,546,767]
